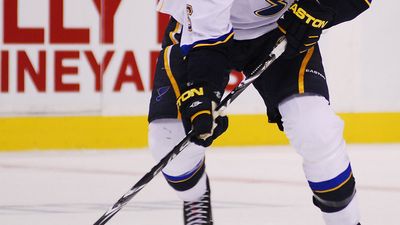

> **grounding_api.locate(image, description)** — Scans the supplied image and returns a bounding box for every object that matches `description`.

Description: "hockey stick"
[93,37,287,225]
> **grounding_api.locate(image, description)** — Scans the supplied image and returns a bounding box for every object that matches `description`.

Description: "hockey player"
[148,0,371,224]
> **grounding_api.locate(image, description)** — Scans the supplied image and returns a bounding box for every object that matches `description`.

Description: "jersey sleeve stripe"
[169,22,182,45]
[193,31,234,48]
[363,0,372,7]
[180,29,234,55]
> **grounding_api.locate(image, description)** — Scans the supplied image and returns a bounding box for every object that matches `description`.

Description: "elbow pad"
[318,0,372,28]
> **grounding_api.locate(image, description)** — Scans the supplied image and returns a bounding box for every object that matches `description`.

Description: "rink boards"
[1,113,400,151]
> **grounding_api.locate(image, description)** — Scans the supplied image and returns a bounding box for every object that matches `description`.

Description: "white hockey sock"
[322,195,360,225]
[279,94,360,225]
[176,173,208,202]
[148,118,206,177]
[148,118,208,202]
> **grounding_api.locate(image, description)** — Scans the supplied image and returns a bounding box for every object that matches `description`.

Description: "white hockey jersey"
[157,0,294,54]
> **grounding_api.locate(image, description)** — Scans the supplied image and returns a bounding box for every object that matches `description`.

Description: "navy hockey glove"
[277,0,334,58]
[177,84,228,147]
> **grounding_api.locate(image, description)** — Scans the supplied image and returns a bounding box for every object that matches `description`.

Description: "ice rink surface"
[1,144,399,225]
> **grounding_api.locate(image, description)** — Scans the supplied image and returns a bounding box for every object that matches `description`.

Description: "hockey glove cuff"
[277,0,334,58]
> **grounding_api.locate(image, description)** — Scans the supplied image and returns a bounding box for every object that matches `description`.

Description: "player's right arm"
[176,0,234,147]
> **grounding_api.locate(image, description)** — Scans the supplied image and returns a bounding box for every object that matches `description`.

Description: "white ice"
[1,144,399,225]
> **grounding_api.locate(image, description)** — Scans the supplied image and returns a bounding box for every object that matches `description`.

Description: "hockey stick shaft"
[215,37,286,113]
[93,37,287,225]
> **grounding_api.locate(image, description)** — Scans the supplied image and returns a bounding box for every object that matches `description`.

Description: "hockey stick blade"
[93,37,286,225]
